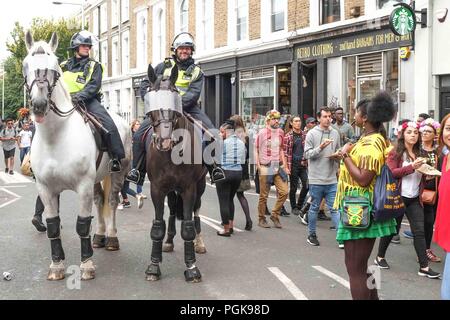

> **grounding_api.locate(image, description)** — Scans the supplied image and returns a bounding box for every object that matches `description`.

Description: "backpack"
[2,127,18,137]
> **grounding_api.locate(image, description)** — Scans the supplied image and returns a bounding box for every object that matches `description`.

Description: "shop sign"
[399,47,411,60]
[296,29,412,60]
[389,5,416,36]
[132,75,147,88]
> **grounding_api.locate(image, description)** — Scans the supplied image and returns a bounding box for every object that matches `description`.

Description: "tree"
[3,17,81,119]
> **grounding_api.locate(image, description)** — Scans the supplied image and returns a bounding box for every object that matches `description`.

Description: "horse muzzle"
[156,138,173,151]
[31,98,48,123]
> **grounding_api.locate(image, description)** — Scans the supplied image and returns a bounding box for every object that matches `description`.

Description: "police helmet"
[69,31,97,50]
[171,32,196,52]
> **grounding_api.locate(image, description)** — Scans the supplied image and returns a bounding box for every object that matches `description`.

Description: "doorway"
[300,61,317,119]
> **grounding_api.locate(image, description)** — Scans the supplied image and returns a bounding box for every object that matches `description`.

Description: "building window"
[115,89,121,115]
[100,40,108,77]
[122,31,129,74]
[200,0,214,50]
[320,0,341,25]
[136,11,147,68]
[111,0,119,27]
[112,36,119,76]
[100,3,108,33]
[92,8,99,36]
[271,0,285,32]
[103,91,109,108]
[240,68,274,129]
[121,0,129,22]
[177,0,189,33]
[236,0,248,41]
[377,0,406,9]
[156,9,165,61]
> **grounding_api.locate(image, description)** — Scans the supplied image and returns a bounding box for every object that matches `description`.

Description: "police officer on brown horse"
[126,32,224,184]
[62,31,125,172]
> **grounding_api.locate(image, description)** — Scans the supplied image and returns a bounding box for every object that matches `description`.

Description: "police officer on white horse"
[127,32,224,184]
[62,31,125,172]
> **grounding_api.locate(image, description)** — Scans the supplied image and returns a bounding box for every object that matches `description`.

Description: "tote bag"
[372,164,405,221]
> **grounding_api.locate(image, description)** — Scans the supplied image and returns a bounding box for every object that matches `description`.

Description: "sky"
[0,0,89,62]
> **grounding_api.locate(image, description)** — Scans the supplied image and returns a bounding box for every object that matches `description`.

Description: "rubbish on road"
[330,284,336,288]
[3,271,13,281]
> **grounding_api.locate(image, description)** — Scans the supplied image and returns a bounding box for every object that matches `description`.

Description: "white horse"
[23,31,132,281]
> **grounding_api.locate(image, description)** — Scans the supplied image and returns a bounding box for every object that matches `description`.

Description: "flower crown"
[419,118,441,133]
[398,121,420,133]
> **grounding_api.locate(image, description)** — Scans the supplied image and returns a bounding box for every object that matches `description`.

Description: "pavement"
[0,151,445,300]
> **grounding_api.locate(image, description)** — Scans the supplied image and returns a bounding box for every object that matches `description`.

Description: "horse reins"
[24,69,78,118]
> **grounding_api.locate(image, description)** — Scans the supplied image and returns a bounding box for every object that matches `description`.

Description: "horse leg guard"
[181,221,196,241]
[47,216,65,263]
[145,263,161,281]
[183,242,201,282]
[150,220,166,263]
[76,216,94,262]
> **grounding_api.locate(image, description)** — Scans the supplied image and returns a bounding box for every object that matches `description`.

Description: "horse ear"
[169,65,178,87]
[147,64,157,84]
[49,32,58,53]
[25,30,34,52]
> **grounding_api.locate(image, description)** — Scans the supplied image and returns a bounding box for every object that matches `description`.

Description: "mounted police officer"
[61,31,125,172]
[126,32,224,184]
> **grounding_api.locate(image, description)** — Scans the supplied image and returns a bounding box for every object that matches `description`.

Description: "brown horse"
[144,65,206,282]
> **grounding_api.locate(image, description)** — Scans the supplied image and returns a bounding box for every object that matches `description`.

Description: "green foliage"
[2,17,81,119]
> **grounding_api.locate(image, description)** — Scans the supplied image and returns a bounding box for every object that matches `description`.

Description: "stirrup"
[126,168,141,184]
[212,167,225,182]
[108,159,122,173]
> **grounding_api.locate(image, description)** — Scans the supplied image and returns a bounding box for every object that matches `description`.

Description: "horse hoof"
[195,246,207,254]
[146,274,160,281]
[47,268,65,281]
[105,237,120,251]
[184,267,202,283]
[162,243,174,252]
[80,260,96,280]
[145,264,161,281]
[81,269,96,280]
[92,234,106,248]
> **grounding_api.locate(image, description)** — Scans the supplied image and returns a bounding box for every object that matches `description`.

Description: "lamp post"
[1,66,5,120]
[52,1,85,30]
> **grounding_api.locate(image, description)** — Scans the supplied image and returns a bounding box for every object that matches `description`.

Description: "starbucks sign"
[390,5,416,36]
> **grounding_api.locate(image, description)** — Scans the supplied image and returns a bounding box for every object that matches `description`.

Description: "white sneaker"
[140,193,148,199]
[338,243,344,249]
[117,203,124,210]
[136,194,144,209]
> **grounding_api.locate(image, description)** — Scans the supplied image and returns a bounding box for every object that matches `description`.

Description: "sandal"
[217,230,231,237]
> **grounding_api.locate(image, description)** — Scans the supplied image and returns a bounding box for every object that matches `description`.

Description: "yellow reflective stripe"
[162,59,200,96]
[61,60,103,94]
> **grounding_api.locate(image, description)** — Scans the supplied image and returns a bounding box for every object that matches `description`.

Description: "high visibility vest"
[61,59,104,94]
[162,58,201,96]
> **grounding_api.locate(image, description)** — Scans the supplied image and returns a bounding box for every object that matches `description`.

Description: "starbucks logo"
[390,6,416,36]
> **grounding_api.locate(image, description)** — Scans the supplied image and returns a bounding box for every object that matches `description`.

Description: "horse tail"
[101,175,112,218]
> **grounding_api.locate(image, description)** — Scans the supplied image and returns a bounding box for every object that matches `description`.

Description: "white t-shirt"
[401,159,422,198]
[18,130,33,148]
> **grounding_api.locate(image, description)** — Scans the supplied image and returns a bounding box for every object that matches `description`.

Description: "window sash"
[321,0,341,25]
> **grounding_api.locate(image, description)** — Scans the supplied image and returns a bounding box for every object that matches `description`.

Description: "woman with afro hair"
[333,91,398,300]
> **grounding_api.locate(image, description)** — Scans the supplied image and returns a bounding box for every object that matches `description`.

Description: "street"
[0,154,444,300]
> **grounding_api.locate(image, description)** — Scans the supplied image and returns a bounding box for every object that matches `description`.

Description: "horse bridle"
[24,68,77,118]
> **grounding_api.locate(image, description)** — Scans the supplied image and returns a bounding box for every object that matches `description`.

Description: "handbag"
[372,164,405,221]
[21,151,33,177]
[237,179,251,192]
[340,190,372,229]
[421,177,438,205]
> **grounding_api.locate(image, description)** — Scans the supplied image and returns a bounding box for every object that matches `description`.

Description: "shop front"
[198,47,292,129]
[291,20,413,127]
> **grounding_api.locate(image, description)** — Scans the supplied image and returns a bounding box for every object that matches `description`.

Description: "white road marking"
[268,267,308,300]
[199,215,243,232]
[206,182,287,201]
[312,265,350,289]
[0,185,28,188]
[200,218,223,231]
[0,171,32,184]
[0,187,21,209]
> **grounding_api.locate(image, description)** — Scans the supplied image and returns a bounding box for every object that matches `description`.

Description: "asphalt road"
[0,158,444,300]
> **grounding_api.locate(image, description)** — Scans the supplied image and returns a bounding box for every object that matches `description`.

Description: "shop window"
[320,0,341,25]
[277,66,291,114]
[240,68,274,133]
